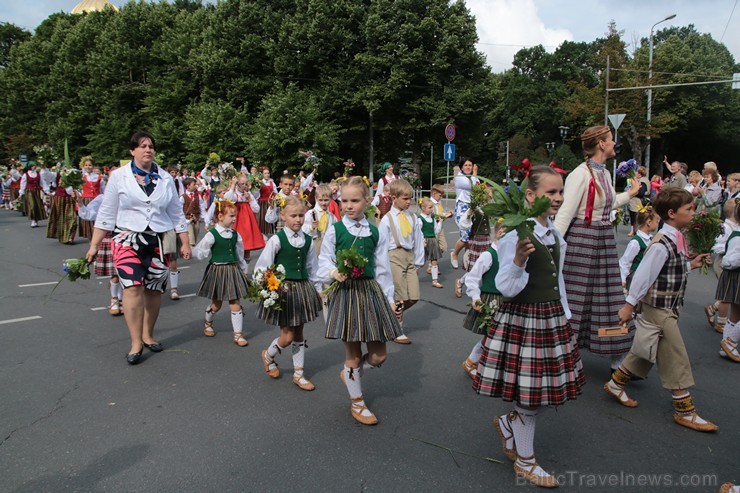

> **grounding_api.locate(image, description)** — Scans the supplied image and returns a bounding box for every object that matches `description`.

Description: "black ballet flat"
[126,348,143,365]
[142,341,164,353]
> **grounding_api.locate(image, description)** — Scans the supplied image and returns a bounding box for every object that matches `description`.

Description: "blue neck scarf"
[588,159,606,171]
[131,160,161,185]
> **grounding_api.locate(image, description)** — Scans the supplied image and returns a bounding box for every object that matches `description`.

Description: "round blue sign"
[445,124,456,142]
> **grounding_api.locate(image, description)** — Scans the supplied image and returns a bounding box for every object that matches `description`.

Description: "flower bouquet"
[365,205,377,221]
[218,162,237,180]
[33,144,59,166]
[59,165,83,190]
[268,192,286,209]
[476,297,500,332]
[612,208,624,230]
[48,258,91,299]
[248,264,286,310]
[481,177,552,239]
[616,158,638,179]
[248,172,262,192]
[685,210,723,274]
[343,159,356,176]
[299,150,321,171]
[401,170,421,189]
[323,245,369,296]
[207,152,221,167]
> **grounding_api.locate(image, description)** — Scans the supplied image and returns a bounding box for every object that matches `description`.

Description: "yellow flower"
[362,176,371,188]
[266,272,280,291]
[497,217,505,223]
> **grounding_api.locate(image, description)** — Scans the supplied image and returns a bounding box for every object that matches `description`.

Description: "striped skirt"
[473,300,585,407]
[46,196,77,243]
[325,278,403,342]
[258,201,274,237]
[198,262,251,302]
[463,292,501,335]
[562,219,633,355]
[78,197,95,240]
[25,189,47,221]
[257,278,321,327]
[716,269,740,305]
[425,237,441,262]
[466,234,490,272]
[2,188,10,202]
[94,231,115,276]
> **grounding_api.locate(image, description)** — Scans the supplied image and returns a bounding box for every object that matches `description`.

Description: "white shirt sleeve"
[300,172,314,191]
[374,227,396,304]
[306,240,322,292]
[372,179,385,206]
[554,168,588,236]
[465,250,493,301]
[317,224,338,284]
[495,230,528,298]
[413,218,425,267]
[199,196,208,221]
[626,243,669,306]
[77,195,104,221]
[254,235,281,275]
[235,232,248,272]
[722,235,740,269]
[192,231,216,261]
[619,240,640,284]
[265,205,279,224]
[19,173,27,196]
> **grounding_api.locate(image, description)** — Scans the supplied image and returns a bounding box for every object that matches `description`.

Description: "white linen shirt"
[192,224,248,272]
[722,233,740,270]
[254,229,322,292]
[713,219,739,255]
[379,206,425,267]
[618,230,652,284]
[495,218,571,319]
[302,204,337,240]
[465,242,497,301]
[317,215,395,304]
[417,213,442,236]
[94,163,187,233]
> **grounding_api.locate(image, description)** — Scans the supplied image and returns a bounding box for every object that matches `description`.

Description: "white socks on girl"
[230,310,243,333]
[469,341,484,364]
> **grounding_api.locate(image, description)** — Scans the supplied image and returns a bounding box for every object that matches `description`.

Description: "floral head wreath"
[216,199,235,214]
[638,204,653,214]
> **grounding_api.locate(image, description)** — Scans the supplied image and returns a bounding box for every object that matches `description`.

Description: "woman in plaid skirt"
[553,125,639,371]
[474,166,585,489]
[256,196,322,391]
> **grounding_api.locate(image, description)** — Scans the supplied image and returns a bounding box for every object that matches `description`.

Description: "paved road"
[0,209,737,492]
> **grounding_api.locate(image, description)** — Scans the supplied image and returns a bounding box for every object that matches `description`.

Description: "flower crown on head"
[216,199,235,214]
[638,204,653,214]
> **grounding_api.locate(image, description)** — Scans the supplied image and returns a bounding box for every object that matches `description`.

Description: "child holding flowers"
[619,205,659,291]
[605,188,718,433]
[319,176,402,425]
[717,201,740,362]
[474,166,584,488]
[254,196,322,390]
[192,200,251,347]
[46,164,82,244]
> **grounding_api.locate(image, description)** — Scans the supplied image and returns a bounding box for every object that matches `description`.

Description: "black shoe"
[143,341,164,352]
[126,347,143,365]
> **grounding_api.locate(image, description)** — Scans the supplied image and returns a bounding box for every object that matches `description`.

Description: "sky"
[1,0,738,73]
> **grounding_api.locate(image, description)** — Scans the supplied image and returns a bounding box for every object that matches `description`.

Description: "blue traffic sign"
[444,143,456,162]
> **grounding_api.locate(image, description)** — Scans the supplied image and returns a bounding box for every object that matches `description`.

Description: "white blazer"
[94,163,188,233]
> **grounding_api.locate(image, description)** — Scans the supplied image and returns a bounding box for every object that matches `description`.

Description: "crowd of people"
[1,128,738,490]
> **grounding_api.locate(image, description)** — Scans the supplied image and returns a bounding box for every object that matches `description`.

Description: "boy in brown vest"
[181,177,206,246]
[604,188,718,432]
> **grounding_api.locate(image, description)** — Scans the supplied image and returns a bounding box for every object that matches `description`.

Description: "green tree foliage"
[0,22,31,68]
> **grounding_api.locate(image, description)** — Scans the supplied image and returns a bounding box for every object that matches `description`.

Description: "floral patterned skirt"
[112,229,169,291]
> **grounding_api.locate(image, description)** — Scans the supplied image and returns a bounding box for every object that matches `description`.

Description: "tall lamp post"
[545,142,556,159]
[645,13,676,178]
[558,126,569,167]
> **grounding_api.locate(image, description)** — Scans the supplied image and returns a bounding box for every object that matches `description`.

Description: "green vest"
[334,221,378,278]
[420,215,436,238]
[209,228,238,264]
[274,229,312,280]
[629,235,648,275]
[507,232,561,303]
[481,247,501,295]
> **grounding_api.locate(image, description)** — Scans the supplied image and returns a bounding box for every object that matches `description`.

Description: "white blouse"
[254,229,322,293]
[192,224,248,272]
[453,173,479,204]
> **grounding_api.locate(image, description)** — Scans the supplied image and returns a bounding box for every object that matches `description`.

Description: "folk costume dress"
[94,161,187,291]
[717,231,740,305]
[466,210,491,271]
[474,219,585,407]
[463,244,502,335]
[371,172,399,221]
[224,187,265,252]
[257,178,276,237]
[78,171,105,239]
[19,169,48,222]
[78,195,115,277]
[254,229,322,327]
[554,160,634,357]
[319,216,403,342]
[619,230,652,289]
[193,225,251,301]
[46,174,77,244]
[418,212,442,262]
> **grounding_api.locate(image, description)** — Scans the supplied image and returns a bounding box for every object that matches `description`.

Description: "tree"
[0,22,31,68]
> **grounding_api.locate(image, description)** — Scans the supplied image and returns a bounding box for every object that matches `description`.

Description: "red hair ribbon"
[584,177,596,226]
[512,158,532,178]
[549,161,567,175]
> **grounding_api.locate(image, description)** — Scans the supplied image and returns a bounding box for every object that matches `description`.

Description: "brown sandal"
[261,350,280,378]
[513,454,559,489]
[203,320,215,337]
[461,358,477,380]
[603,382,638,408]
[673,412,719,432]
[350,396,378,425]
[232,332,248,347]
[494,414,517,462]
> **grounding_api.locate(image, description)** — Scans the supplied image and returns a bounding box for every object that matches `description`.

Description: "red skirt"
[235,202,266,251]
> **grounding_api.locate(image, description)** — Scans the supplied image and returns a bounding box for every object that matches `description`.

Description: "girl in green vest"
[319,176,403,425]
[718,201,740,362]
[418,197,444,288]
[618,205,658,293]
[192,200,252,347]
[256,196,323,391]
[473,166,585,488]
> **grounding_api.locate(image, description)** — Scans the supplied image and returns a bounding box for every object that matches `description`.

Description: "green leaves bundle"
[481,178,552,239]
[59,165,83,189]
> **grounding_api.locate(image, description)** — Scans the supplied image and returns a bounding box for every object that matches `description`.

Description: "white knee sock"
[109,280,121,299]
[231,310,243,333]
[292,341,306,374]
[724,321,739,342]
[431,265,439,281]
[169,270,179,289]
[266,337,285,359]
[205,305,216,322]
[510,406,538,458]
[342,365,363,399]
[468,340,484,363]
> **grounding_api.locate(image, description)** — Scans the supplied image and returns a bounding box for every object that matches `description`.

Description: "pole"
[604,55,610,126]
[613,130,618,184]
[646,29,654,175]
[505,141,510,181]
[368,110,374,183]
[430,144,433,191]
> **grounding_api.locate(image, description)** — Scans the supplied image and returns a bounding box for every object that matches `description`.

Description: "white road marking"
[18,281,58,287]
[0,316,43,325]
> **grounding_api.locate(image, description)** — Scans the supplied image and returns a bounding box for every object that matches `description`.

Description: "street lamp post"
[645,14,676,178]
[558,126,569,167]
[545,142,556,159]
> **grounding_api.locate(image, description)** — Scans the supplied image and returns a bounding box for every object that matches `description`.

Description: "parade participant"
[706,199,740,332]
[604,188,718,432]
[87,131,190,365]
[19,161,48,227]
[181,177,207,246]
[371,162,399,213]
[302,184,337,255]
[204,184,228,228]
[474,166,583,488]
[78,156,105,240]
[200,164,221,208]
[619,206,659,290]
[45,168,78,244]
[256,196,322,390]
[553,125,639,372]
[265,174,295,232]
[8,164,22,211]
[192,200,250,346]
[461,220,504,379]
[626,166,650,237]
[319,176,402,425]
[224,174,264,274]
[168,164,184,197]
[379,179,425,344]
[257,167,276,237]
[717,201,740,362]
[451,157,479,269]
[455,190,492,298]
[418,198,443,288]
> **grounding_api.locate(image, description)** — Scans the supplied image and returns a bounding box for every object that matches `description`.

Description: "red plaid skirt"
[94,231,115,276]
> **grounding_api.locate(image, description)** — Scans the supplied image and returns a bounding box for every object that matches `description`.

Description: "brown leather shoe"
[494,415,517,462]
[394,334,412,344]
[603,382,638,408]
[261,350,280,378]
[673,412,719,432]
[454,278,462,298]
[233,332,248,347]
[513,455,559,488]
[204,321,216,337]
[350,397,378,425]
[461,358,477,379]
[293,372,315,391]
